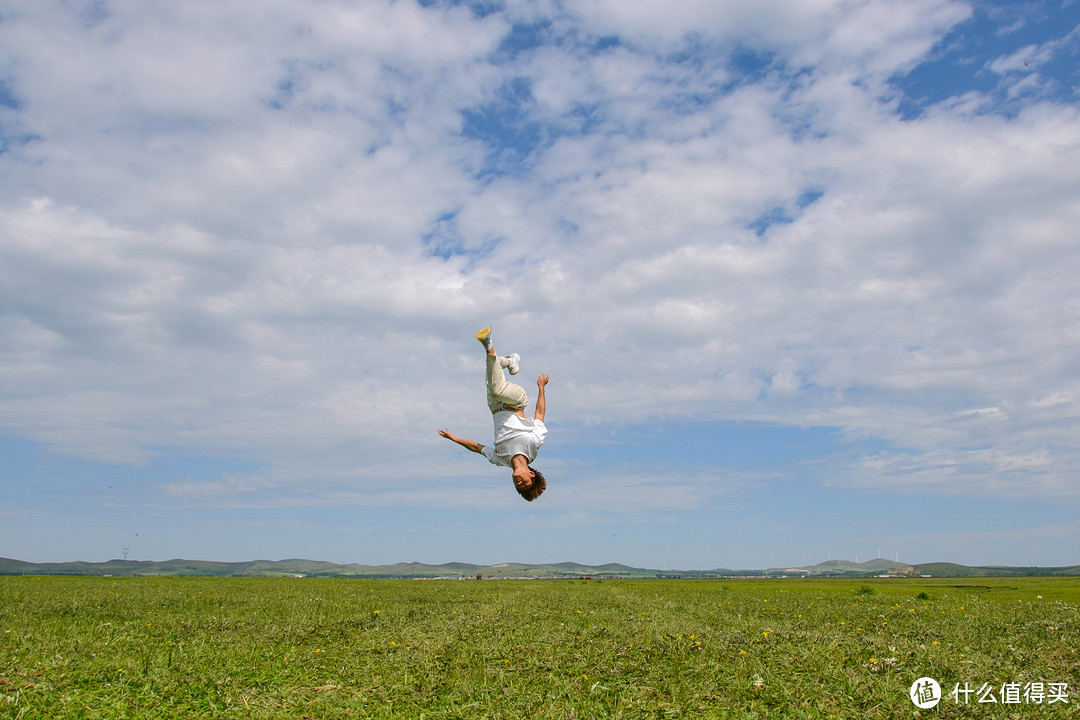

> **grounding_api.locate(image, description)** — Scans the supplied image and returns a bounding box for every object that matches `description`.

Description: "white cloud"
[1,0,1078,520]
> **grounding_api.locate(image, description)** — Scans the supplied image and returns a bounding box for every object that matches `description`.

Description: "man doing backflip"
[438,327,549,501]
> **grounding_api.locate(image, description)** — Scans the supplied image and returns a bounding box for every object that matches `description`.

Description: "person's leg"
[484,342,528,413]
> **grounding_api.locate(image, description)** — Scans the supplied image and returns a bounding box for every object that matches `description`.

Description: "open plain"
[1,576,1077,718]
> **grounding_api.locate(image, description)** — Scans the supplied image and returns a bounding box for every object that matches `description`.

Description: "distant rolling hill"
[0,557,660,579]
[0,557,1076,579]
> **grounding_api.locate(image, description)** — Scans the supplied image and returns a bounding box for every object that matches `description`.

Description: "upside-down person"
[438,327,549,501]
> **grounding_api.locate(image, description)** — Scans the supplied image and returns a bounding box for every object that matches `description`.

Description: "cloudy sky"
[2,0,1079,570]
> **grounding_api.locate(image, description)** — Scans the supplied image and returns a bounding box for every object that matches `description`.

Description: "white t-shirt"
[482,411,548,467]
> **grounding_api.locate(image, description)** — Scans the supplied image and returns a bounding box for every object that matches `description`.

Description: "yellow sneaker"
[475,327,492,349]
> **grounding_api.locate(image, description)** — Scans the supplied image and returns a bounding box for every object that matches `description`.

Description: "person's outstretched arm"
[534,373,549,422]
[438,429,485,454]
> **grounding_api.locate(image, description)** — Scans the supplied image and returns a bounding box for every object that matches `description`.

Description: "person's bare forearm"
[438,428,484,454]
[534,373,549,422]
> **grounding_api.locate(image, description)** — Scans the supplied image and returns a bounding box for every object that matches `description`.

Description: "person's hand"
[438,428,455,441]
[537,373,550,389]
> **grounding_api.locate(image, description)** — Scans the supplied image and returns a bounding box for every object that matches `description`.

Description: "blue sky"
[2,0,1079,570]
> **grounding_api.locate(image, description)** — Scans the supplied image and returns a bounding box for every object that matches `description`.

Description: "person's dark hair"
[516,466,546,501]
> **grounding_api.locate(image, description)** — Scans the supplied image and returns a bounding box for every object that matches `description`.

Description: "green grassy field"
[1,576,1076,718]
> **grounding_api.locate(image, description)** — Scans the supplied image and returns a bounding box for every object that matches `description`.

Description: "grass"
[1,576,1077,718]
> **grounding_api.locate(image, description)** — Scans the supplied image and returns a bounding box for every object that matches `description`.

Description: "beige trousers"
[486,353,528,413]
